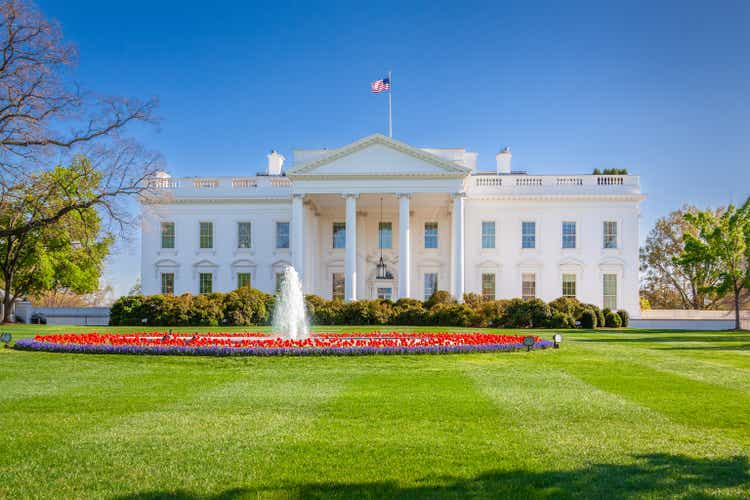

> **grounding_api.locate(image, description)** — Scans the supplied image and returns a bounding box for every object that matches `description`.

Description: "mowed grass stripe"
[1,356,346,498]
[462,356,750,498]
[542,351,750,448]
[569,337,750,395]
[256,359,511,497]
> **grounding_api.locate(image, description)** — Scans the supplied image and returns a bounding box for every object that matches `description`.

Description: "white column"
[344,194,358,301]
[452,192,465,302]
[291,194,305,278]
[398,193,411,299]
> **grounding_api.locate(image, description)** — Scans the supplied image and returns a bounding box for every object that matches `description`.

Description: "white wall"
[464,199,641,315]
[141,201,292,295]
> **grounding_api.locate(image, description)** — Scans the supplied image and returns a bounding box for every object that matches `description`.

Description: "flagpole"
[387,70,392,138]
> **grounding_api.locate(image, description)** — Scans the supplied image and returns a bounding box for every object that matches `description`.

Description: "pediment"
[288,134,470,178]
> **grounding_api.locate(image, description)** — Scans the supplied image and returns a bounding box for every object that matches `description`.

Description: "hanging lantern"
[376,255,388,280]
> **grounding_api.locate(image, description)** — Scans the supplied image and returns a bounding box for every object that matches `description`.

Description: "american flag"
[371,77,391,93]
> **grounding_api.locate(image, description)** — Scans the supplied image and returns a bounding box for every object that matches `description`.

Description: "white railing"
[144,176,292,198]
[192,178,219,188]
[470,174,640,194]
[147,178,181,189]
[231,178,258,188]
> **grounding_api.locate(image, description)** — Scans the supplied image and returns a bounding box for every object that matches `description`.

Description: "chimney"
[266,150,285,175]
[496,146,511,174]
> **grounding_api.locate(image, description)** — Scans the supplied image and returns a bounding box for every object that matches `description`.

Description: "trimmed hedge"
[110,289,630,329]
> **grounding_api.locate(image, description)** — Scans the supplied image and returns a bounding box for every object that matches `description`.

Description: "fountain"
[272,266,310,340]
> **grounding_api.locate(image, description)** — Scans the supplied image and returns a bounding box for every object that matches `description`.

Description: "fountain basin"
[13,332,553,356]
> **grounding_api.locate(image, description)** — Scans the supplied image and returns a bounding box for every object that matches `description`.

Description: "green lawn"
[1,325,748,499]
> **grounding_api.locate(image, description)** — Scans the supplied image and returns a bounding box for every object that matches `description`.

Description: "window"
[481,273,496,300]
[522,222,536,249]
[199,222,213,249]
[379,222,392,249]
[275,272,286,293]
[276,222,290,249]
[199,272,213,294]
[161,222,175,249]
[332,273,345,300]
[522,273,536,299]
[603,274,617,310]
[237,272,251,289]
[237,222,252,249]
[562,273,576,298]
[562,221,576,249]
[424,273,438,300]
[482,221,496,249]
[332,222,346,248]
[424,222,438,249]
[377,287,392,300]
[603,221,618,249]
[161,273,174,294]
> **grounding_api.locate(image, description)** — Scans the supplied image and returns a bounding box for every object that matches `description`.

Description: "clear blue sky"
[38,0,750,297]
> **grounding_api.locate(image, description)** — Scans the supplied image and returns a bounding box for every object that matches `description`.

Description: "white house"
[141,134,645,316]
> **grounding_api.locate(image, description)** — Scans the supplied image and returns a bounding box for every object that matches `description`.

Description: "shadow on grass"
[116,453,749,499]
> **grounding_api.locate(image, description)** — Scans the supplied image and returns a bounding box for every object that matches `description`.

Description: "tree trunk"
[734,286,741,330]
[2,275,13,323]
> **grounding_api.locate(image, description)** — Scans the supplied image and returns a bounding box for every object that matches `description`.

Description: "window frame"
[522,272,536,299]
[237,222,252,249]
[521,221,536,249]
[161,222,175,249]
[161,272,174,294]
[276,221,290,249]
[603,221,618,249]
[378,222,393,249]
[424,272,438,300]
[562,221,577,249]
[199,222,213,249]
[562,273,577,298]
[481,221,496,249]
[603,273,617,310]
[424,222,439,249]
[332,272,345,300]
[199,272,213,294]
[332,222,346,249]
[481,272,496,300]
[237,272,252,289]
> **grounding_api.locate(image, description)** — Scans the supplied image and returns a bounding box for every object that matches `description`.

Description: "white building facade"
[141,134,645,316]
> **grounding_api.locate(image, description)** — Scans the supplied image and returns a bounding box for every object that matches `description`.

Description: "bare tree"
[0,1,162,321]
[0,0,161,239]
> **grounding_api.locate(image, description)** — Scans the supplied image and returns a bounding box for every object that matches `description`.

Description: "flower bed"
[13,332,554,357]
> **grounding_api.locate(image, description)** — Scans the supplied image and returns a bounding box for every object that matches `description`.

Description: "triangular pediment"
[288,134,470,178]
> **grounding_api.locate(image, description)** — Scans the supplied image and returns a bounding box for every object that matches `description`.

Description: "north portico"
[141,133,644,315]
[287,134,470,302]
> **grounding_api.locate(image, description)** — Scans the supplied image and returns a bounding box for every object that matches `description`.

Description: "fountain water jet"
[272,266,310,340]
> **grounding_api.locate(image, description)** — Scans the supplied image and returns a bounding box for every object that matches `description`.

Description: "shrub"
[617,309,630,328]
[109,295,145,325]
[189,293,225,326]
[604,310,622,328]
[425,290,453,309]
[549,311,575,329]
[501,298,551,328]
[224,287,269,325]
[429,302,476,327]
[548,296,585,318]
[474,300,506,328]
[579,309,597,329]
[392,300,427,325]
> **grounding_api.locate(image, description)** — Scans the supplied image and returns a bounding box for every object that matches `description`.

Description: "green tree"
[0,157,112,322]
[640,207,722,309]
[680,200,750,330]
